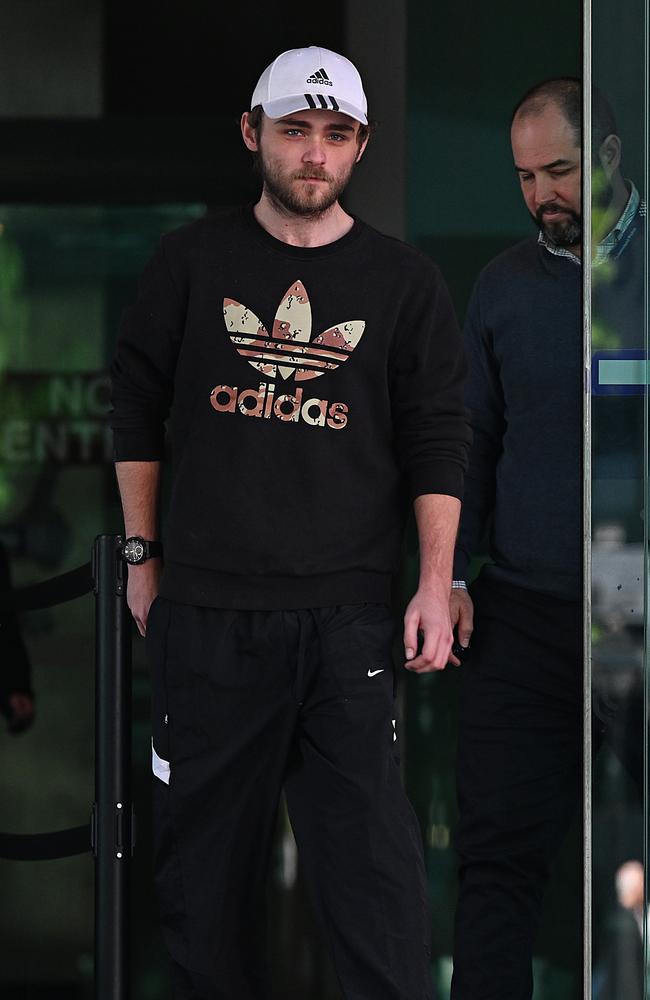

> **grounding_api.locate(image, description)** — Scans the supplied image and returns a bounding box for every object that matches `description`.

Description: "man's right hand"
[449,588,474,666]
[127,559,162,637]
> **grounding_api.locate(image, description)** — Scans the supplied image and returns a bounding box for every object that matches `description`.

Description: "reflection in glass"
[0,204,204,995]
[589,2,647,995]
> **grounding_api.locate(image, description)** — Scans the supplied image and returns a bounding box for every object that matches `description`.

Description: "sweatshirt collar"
[242,204,366,259]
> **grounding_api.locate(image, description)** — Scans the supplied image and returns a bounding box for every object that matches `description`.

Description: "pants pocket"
[147,597,171,780]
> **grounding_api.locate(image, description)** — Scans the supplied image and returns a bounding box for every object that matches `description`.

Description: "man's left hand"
[403,582,453,672]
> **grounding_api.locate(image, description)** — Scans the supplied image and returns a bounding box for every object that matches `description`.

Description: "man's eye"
[550,169,571,177]
[520,174,533,183]
[328,133,346,141]
[285,129,304,137]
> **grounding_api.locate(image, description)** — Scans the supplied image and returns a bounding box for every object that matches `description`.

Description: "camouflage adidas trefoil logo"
[223,281,366,382]
[224,280,365,382]
[210,280,365,431]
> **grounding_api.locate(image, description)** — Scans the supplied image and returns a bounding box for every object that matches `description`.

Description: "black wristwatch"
[122,536,163,565]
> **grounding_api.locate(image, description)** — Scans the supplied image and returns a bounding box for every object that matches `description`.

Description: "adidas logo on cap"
[306,67,333,86]
[250,46,368,125]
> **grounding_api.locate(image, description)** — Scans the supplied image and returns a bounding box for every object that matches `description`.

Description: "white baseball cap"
[251,46,368,126]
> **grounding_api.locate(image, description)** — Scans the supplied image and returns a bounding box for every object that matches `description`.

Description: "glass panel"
[0,203,203,995]
[589,0,649,996]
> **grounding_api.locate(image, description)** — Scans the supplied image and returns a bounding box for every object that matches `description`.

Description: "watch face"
[124,538,145,564]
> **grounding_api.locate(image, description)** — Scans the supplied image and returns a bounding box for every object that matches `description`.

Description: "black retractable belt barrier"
[0,561,94,613]
[0,535,133,1000]
[93,534,133,1000]
[0,824,91,861]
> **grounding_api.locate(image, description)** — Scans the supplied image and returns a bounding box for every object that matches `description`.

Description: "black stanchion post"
[93,534,132,1000]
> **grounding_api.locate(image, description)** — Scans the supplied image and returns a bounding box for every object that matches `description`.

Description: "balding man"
[448,78,645,999]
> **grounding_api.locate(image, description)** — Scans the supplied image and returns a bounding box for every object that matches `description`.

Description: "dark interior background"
[0,2,583,997]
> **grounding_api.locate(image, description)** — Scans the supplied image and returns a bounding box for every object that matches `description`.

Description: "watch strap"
[143,540,163,559]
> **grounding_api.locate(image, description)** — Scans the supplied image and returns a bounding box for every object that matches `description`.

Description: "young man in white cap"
[111,45,469,999]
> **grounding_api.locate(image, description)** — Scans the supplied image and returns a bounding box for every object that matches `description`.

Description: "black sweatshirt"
[453,236,582,600]
[110,207,470,610]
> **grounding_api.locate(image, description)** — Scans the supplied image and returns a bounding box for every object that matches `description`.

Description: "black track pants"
[451,579,582,1000]
[147,599,433,1000]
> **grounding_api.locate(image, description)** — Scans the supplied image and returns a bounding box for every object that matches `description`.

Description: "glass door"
[587,1,649,997]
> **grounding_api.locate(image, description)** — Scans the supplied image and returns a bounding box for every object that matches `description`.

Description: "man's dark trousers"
[451,577,582,1000]
[147,598,433,1000]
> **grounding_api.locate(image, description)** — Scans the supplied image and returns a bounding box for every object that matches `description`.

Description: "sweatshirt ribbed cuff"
[453,548,470,581]
[408,460,465,503]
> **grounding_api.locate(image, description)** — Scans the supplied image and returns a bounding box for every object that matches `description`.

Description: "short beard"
[258,152,355,220]
[533,203,582,248]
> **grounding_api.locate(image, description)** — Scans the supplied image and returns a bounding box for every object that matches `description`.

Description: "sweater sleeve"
[110,239,187,461]
[389,265,471,502]
[453,273,505,580]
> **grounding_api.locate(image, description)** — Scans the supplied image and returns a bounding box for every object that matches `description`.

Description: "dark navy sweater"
[453,236,582,600]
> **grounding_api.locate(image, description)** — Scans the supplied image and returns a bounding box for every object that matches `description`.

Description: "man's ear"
[597,133,622,178]
[355,136,369,164]
[241,112,259,152]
